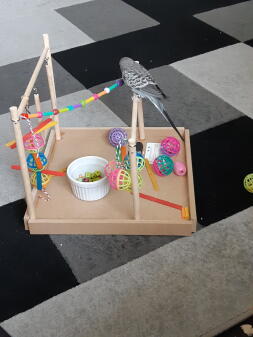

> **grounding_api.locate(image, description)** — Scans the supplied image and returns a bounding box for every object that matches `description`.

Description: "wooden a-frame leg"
[10,106,36,222]
[43,33,61,141]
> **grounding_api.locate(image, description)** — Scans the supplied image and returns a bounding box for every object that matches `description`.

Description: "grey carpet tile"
[194,0,253,42]
[51,235,180,283]
[0,58,84,115]
[171,43,253,119]
[2,207,253,337]
[0,1,93,67]
[90,65,243,133]
[56,0,159,41]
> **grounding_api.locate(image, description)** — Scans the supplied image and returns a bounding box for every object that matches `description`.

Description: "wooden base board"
[26,127,197,235]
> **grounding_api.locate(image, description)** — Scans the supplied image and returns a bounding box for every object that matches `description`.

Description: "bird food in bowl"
[67,156,110,201]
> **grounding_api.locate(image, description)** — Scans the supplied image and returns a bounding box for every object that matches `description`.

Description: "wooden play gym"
[6,34,196,235]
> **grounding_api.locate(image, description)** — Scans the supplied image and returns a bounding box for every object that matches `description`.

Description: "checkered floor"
[0,1,252,336]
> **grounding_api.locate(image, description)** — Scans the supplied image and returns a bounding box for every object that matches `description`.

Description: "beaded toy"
[108,128,128,147]
[153,155,174,176]
[124,153,145,172]
[160,137,180,157]
[244,173,253,193]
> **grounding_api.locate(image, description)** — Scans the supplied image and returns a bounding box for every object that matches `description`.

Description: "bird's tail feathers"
[155,85,168,99]
[147,96,184,142]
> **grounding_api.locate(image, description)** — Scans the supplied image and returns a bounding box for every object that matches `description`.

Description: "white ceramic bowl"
[67,156,110,201]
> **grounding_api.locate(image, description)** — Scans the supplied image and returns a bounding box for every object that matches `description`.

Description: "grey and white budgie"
[119,57,184,141]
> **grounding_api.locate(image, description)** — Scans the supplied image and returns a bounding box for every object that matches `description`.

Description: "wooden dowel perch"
[137,98,145,140]
[10,106,35,219]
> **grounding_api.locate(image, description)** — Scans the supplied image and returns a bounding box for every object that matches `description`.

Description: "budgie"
[119,57,184,142]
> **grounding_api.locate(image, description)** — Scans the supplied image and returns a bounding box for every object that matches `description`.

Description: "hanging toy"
[30,172,51,190]
[24,134,45,152]
[23,126,49,192]
[153,155,174,176]
[173,161,187,176]
[108,168,131,190]
[104,160,125,178]
[26,152,47,171]
[160,137,180,157]
[244,174,253,193]
[108,128,128,147]
[107,168,143,191]
[124,153,145,172]
[126,173,143,191]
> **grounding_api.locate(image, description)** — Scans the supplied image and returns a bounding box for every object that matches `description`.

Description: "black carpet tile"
[217,315,253,336]
[53,5,238,88]
[245,39,253,47]
[0,199,78,322]
[191,116,253,226]
[0,327,11,337]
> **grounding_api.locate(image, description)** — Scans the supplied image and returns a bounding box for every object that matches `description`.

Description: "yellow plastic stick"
[145,159,159,191]
[35,121,56,133]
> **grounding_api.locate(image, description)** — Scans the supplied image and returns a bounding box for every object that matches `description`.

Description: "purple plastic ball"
[108,128,128,147]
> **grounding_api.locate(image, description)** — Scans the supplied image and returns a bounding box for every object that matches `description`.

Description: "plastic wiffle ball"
[108,128,128,147]
[26,152,48,171]
[24,134,45,152]
[124,153,145,172]
[126,173,143,191]
[30,172,51,189]
[244,173,253,193]
[104,160,125,178]
[153,155,174,176]
[108,168,131,190]
[160,137,180,157]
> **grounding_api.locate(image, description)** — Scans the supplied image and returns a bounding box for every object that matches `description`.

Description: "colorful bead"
[116,79,124,87]
[80,100,86,107]
[59,108,69,113]
[109,83,117,91]
[53,109,59,115]
[67,105,74,111]
[92,93,99,100]
[44,111,53,116]
[104,87,110,93]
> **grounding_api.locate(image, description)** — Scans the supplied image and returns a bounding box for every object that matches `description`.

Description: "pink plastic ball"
[173,161,187,176]
[161,137,180,157]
